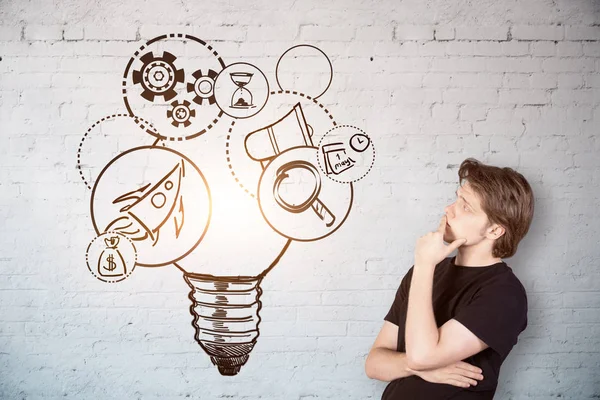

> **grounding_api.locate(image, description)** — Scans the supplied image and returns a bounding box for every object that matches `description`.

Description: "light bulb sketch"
[77,35,376,376]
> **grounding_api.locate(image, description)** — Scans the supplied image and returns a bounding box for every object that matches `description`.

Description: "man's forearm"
[365,348,414,382]
[405,264,439,366]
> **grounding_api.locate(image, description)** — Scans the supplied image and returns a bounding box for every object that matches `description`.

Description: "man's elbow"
[405,351,435,371]
[364,353,377,379]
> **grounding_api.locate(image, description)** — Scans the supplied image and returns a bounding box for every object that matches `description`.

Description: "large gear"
[187,69,218,105]
[132,51,185,102]
[166,100,195,128]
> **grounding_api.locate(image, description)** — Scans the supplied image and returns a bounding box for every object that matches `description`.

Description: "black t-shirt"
[381,256,528,400]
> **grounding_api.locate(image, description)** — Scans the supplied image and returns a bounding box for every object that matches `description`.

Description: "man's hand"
[414,215,467,267]
[408,361,484,388]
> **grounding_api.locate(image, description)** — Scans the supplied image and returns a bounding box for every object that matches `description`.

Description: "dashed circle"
[225,120,256,199]
[77,113,160,190]
[226,91,338,199]
[85,231,138,283]
[122,33,226,142]
[269,90,337,126]
[316,125,376,184]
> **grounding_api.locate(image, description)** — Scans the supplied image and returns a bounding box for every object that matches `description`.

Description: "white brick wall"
[1,0,599,398]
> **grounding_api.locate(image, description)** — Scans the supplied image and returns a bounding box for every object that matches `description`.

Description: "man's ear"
[488,224,505,239]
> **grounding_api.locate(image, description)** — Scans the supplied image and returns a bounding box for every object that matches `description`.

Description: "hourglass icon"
[230,72,256,109]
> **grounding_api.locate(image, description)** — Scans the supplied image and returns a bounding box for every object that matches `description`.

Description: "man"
[365,158,535,399]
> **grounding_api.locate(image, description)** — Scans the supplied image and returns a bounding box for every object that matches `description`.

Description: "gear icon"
[187,69,218,105]
[132,51,185,102]
[166,100,195,128]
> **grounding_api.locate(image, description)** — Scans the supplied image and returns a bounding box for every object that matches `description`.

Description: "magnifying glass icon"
[272,160,336,227]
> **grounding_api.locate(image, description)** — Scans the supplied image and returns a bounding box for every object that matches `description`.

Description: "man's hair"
[458,158,535,259]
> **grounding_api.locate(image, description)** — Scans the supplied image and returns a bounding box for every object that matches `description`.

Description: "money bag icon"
[98,236,127,277]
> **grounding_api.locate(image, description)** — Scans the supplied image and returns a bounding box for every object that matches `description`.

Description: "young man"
[365,158,535,399]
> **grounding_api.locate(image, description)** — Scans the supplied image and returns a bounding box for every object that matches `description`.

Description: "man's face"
[443,181,493,246]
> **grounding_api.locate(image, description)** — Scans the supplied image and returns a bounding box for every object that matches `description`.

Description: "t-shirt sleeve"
[384,266,414,326]
[453,279,528,360]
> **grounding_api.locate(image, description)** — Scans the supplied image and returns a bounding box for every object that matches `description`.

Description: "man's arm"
[365,321,414,382]
[405,263,488,371]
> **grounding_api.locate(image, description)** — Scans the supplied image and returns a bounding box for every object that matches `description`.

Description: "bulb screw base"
[184,272,263,376]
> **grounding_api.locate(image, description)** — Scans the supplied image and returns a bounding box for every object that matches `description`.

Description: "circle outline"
[122,33,226,141]
[214,62,270,119]
[275,44,333,101]
[257,146,353,242]
[85,231,138,283]
[316,125,376,184]
[90,145,212,267]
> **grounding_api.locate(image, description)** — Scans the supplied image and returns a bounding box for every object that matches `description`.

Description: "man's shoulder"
[480,262,528,301]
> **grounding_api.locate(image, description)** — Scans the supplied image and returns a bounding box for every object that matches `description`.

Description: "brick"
[583,42,600,57]
[499,89,550,105]
[100,41,139,56]
[473,120,525,136]
[24,25,63,41]
[585,73,600,87]
[434,26,454,41]
[423,72,452,87]
[512,25,564,40]
[530,41,556,56]
[354,25,393,41]
[565,25,600,41]
[486,57,542,73]
[489,136,517,152]
[436,135,469,153]
[557,74,583,89]
[455,27,508,41]
[445,40,475,55]
[137,25,190,40]
[385,72,423,88]
[551,89,594,105]
[542,58,596,72]
[530,73,558,89]
[304,322,347,337]
[63,25,84,41]
[390,88,441,105]
[459,105,488,121]
[192,25,247,42]
[0,25,23,41]
[474,41,529,56]
[574,152,600,167]
[58,56,121,73]
[421,120,472,135]
[503,73,530,88]
[84,25,137,41]
[258,337,317,352]
[417,41,446,56]
[405,135,436,152]
[431,57,486,72]
[347,321,381,337]
[395,25,434,41]
[556,42,583,57]
[442,88,499,104]
[431,103,458,120]
[374,40,419,56]
[299,25,354,41]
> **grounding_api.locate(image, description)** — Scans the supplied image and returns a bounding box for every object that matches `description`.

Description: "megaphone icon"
[244,102,314,169]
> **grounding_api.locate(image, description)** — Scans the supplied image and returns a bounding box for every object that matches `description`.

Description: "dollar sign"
[104,254,117,272]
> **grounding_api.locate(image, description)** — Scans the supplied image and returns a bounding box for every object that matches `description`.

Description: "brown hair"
[458,158,535,259]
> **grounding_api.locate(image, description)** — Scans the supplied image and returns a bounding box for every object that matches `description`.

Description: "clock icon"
[349,133,371,153]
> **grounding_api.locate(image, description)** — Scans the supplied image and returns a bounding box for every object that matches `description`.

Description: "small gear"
[166,100,195,128]
[187,69,218,105]
[132,51,185,103]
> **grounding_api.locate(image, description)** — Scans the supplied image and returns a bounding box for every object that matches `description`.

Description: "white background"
[1,0,599,398]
